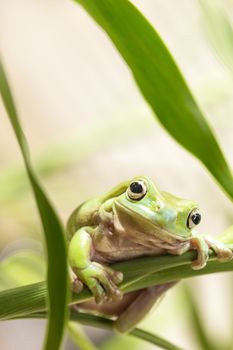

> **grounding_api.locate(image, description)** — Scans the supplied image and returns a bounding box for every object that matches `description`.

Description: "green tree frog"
[67,176,232,332]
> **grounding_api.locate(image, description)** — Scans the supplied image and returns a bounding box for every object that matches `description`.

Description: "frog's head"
[114,176,201,241]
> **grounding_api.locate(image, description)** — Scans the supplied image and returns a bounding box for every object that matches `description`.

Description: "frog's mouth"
[113,200,190,245]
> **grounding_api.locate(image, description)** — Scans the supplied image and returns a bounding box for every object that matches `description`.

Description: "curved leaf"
[0,59,68,350]
[0,250,45,291]
[199,0,233,75]
[0,117,151,203]
[75,0,233,200]
[33,311,185,350]
[1,247,233,321]
[68,322,98,350]
[182,284,218,350]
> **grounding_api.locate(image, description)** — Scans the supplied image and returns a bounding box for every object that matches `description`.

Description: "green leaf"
[100,332,141,350]
[0,116,151,203]
[182,283,218,350]
[36,311,185,350]
[131,328,183,350]
[74,0,233,200]
[199,0,233,75]
[0,250,45,291]
[68,322,98,350]
[0,58,69,350]
[1,246,233,321]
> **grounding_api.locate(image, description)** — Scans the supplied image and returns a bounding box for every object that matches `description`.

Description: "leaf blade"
[1,248,233,321]
[182,284,218,350]
[199,0,233,75]
[0,58,68,350]
[68,322,98,350]
[75,0,233,199]
[58,311,186,350]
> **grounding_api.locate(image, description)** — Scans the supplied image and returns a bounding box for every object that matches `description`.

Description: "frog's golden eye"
[127,180,147,200]
[187,208,201,229]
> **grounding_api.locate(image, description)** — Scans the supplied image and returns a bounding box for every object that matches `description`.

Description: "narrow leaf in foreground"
[75,0,233,200]
[0,58,68,350]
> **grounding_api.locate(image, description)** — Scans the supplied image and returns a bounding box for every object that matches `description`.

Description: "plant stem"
[26,311,185,350]
[1,250,233,321]
[67,322,99,350]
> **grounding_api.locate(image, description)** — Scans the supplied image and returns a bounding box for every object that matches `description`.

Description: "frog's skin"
[67,176,232,332]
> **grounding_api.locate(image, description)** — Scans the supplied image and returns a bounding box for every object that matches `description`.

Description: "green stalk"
[182,284,218,350]
[26,311,185,350]
[68,322,98,350]
[1,249,233,321]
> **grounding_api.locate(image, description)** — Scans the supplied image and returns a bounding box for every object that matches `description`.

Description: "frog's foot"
[205,236,233,262]
[191,236,233,270]
[190,236,209,270]
[78,262,123,304]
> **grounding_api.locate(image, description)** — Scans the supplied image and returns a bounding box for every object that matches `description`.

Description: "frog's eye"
[187,208,201,229]
[127,180,147,200]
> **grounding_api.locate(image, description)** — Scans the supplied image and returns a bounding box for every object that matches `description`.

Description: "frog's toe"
[97,270,123,302]
[205,237,233,263]
[102,265,123,285]
[72,278,83,293]
[216,246,233,262]
[112,271,124,285]
[111,288,123,302]
[105,284,123,302]
[88,278,106,304]
[191,259,207,270]
[191,250,208,270]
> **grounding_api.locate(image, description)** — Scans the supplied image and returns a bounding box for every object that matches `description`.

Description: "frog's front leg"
[68,227,123,304]
[191,235,233,270]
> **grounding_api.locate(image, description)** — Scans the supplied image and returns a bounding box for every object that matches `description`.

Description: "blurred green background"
[1,0,233,349]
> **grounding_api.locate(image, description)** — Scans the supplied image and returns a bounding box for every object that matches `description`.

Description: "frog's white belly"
[93,240,165,263]
[91,223,190,264]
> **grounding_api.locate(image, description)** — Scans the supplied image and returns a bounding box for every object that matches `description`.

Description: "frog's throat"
[113,201,189,243]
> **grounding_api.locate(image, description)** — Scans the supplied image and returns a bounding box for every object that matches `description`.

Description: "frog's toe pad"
[72,278,83,293]
[91,280,122,304]
[100,265,123,285]
[191,259,207,270]
[113,271,124,284]
[104,287,123,303]
[217,247,233,262]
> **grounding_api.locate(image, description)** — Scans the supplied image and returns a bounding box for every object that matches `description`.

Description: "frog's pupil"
[130,182,143,193]
[191,213,201,225]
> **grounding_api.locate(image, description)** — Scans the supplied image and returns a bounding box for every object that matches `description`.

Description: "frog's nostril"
[154,200,162,211]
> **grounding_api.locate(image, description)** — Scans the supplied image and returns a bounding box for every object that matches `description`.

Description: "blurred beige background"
[1,0,233,349]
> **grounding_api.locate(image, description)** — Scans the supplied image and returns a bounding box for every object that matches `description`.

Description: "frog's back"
[66,198,101,241]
